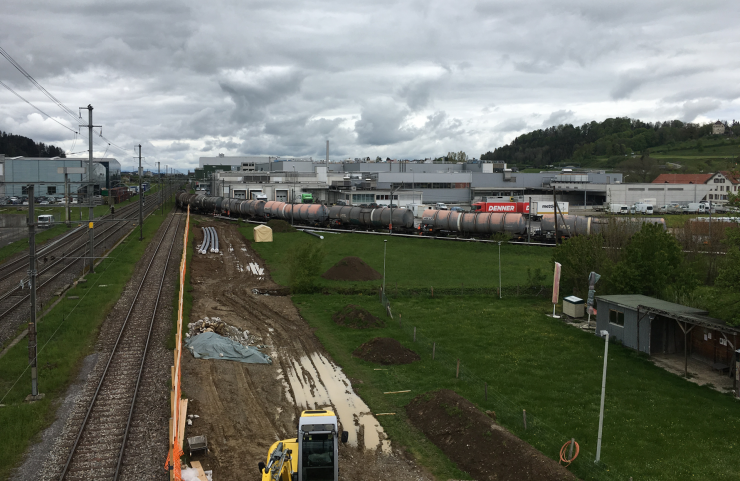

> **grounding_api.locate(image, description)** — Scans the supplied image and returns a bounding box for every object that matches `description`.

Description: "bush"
[287,242,325,293]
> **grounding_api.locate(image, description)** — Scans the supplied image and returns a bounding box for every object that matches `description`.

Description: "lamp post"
[595,329,610,463]
[382,239,387,295]
[292,166,296,225]
[498,241,502,299]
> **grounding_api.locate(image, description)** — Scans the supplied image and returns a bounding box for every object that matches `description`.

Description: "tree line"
[482,118,740,167]
[0,131,66,158]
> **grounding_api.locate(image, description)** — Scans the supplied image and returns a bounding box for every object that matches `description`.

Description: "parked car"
[450,206,464,212]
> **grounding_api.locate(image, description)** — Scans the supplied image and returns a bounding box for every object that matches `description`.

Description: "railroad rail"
[0,197,157,280]
[0,198,160,323]
[57,212,182,481]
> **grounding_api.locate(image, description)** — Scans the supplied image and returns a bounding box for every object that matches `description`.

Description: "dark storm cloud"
[0,0,738,169]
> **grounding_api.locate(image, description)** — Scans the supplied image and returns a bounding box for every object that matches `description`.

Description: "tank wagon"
[177,192,666,241]
[176,193,415,231]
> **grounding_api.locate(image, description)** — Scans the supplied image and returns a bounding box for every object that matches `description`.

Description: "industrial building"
[0,155,121,199]
[198,155,624,207]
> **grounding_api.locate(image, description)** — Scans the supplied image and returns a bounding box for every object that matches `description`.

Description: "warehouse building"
[0,155,121,199]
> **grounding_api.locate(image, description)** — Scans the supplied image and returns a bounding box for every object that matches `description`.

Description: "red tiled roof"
[720,171,740,184]
[652,173,713,184]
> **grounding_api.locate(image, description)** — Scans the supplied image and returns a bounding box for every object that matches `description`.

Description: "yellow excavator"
[259,410,348,481]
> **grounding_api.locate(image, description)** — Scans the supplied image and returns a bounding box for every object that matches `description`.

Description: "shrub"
[287,242,325,293]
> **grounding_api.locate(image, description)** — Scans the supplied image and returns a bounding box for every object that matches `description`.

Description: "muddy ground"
[181,220,433,481]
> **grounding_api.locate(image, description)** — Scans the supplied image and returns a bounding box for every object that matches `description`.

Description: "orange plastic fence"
[164,206,190,480]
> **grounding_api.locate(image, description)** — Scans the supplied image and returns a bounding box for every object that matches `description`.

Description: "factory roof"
[652,173,713,184]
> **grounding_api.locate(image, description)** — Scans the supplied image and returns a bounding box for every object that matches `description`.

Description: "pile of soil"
[321,256,382,281]
[266,219,296,232]
[353,337,420,365]
[332,305,384,329]
[406,390,579,481]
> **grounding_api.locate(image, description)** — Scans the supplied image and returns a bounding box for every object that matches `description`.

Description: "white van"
[37,214,55,228]
[435,202,449,210]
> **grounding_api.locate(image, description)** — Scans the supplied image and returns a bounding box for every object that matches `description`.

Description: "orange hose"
[559,439,579,467]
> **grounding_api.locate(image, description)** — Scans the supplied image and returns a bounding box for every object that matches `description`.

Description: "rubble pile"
[186,316,266,349]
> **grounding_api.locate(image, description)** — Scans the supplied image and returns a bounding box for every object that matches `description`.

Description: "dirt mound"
[406,390,579,481]
[332,305,384,329]
[353,337,420,365]
[266,219,296,232]
[321,256,382,281]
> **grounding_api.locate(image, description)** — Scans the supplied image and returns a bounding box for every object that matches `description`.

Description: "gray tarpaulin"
[185,332,272,364]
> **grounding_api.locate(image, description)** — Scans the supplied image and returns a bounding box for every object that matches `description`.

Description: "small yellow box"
[88,222,94,229]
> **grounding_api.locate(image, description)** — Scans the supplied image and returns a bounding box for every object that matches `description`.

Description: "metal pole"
[27,184,39,397]
[498,241,502,299]
[158,162,162,215]
[65,172,70,225]
[383,239,387,295]
[553,187,559,244]
[137,145,143,240]
[292,166,295,225]
[527,196,531,243]
[595,330,610,463]
[86,105,95,273]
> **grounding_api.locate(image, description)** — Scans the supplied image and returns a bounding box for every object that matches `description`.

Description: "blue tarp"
[185,332,272,364]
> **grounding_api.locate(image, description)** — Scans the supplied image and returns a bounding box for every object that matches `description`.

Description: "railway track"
[55,212,182,481]
[0,197,156,286]
[0,198,163,348]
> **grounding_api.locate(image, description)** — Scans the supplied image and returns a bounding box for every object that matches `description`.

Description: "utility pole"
[158,162,163,215]
[27,184,41,400]
[553,187,559,244]
[65,172,70,225]
[81,105,99,274]
[138,145,143,240]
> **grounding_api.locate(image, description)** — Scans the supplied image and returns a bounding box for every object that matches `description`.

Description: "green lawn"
[238,222,553,291]
[0,207,172,480]
[295,295,740,481]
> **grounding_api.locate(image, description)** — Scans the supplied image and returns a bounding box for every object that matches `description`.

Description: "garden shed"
[595,294,740,379]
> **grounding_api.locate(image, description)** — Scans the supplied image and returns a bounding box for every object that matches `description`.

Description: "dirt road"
[182,221,432,481]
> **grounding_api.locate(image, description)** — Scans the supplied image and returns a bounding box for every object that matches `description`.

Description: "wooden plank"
[190,461,209,481]
[178,398,189,450]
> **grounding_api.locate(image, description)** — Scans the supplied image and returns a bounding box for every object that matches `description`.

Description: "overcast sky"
[1,0,739,171]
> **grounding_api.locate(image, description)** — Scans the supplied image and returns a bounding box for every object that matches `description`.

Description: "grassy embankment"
[0,207,173,480]
[243,227,740,481]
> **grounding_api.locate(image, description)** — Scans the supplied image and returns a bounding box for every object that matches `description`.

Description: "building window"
[47,186,57,195]
[609,309,624,327]
[21,186,29,195]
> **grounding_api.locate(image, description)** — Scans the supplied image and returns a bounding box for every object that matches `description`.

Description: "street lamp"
[382,239,387,295]
[498,241,502,299]
[595,329,610,463]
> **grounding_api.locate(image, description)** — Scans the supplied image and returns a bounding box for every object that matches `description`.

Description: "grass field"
[238,222,553,290]
[0,207,172,480]
[241,227,740,481]
[295,294,740,481]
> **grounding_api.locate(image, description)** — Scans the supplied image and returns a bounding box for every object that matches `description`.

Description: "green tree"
[552,234,608,297]
[286,242,325,293]
[613,223,684,297]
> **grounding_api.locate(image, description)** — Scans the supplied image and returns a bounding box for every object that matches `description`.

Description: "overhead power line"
[0,79,79,135]
[0,45,78,121]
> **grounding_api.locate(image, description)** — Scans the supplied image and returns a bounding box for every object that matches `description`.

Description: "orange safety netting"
[164,205,190,480]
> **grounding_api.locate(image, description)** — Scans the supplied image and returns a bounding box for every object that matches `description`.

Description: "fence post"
[432,342,436,360]
[523,409,527,430]
[413,327,416,342]
[569,438,575,460]
[431,286,434,298]
[456,359,460,378]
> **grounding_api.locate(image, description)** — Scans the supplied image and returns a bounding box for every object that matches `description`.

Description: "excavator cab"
[259,410,348,481]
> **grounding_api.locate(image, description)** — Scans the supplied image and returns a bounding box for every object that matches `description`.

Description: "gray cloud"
[0,0,737,169]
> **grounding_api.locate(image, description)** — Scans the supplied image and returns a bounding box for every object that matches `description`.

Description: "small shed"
[253,225,273,243]
[596,294,740,377]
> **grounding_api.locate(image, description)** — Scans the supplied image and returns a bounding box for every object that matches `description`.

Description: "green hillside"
[483,118,740,182]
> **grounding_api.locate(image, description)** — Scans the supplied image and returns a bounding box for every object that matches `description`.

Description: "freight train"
[177,192,666,241]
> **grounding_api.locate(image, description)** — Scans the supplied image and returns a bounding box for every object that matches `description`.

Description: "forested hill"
[0,131,66,158]
[482,118,739,167]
